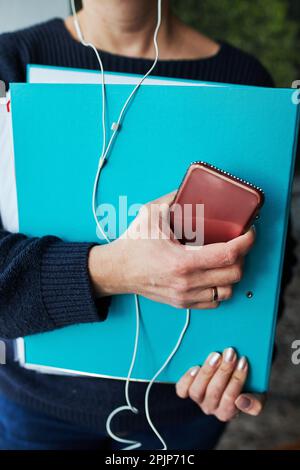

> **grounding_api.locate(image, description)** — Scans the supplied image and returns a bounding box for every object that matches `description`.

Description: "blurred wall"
[0,0,70,34]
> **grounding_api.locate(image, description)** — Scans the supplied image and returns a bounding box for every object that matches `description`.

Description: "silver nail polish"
[224,347,235,363]
[237,356,247,371]
[190,366,200,377]
[208,352,221,366]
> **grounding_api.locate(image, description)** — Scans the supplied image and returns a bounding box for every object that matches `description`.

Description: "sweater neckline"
[54,17,226,65]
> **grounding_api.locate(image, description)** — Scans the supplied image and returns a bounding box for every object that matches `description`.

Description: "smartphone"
[171,162,264,245]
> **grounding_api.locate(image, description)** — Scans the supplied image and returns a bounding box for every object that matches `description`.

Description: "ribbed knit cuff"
[40,242,110,328]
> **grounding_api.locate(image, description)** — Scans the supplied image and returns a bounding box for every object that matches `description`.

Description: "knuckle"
[201,404,213,416]
[223,391,236,403]
[231,265,243,283]
[206,384,223,402]
[230,374,243,386]
[201,366,213,378]
[175,277,190,294]
[219,363,234,374]
[224,246,238,266]
[189,388,201,403]
[173,292,188,309]
[208,390,221,405]
[172,258,189,277]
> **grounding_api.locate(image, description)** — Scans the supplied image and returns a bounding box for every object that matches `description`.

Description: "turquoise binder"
[10,79,299,392]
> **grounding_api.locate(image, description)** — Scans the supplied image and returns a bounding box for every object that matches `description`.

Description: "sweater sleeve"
[0,33,110,340]
[0,32,27,86]
[0,228,110,339]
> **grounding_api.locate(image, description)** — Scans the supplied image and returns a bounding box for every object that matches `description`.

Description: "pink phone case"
[171,162,264,245]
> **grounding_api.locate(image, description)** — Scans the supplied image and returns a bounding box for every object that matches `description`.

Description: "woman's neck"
[65,0,220,61]
[73,0,172,59]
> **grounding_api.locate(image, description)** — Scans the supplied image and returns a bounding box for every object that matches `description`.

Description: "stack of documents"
[0,65,298,391]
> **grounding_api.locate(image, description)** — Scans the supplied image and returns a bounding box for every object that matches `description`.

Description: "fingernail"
[237,356,247,371]
[208,352,221,366]
[190,366,200,377]
[224,347,236,363]
[236,396,252,410]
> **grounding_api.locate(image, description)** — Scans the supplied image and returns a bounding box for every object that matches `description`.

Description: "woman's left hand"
[176,348,266,422]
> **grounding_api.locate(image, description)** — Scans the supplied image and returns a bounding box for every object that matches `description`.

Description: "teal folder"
[10,79,299,392]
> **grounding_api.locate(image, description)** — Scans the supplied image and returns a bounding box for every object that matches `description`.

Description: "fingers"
[176,349,256,422]
[203,348,237,412]
[168,266,239,310]
[227,226,256,257]
[196,265,243,289]
[150,190,177,207]
[188,259,244,289]
[168,254,243,310]
[216,356,248,421]
[235,393,266,416]
[177,227,255,271]
[148,191,180,241]
[176,352,221,401]
[175,365,200,399]
[186,352,222,403]
[169,262,241,310]
[176,353,220,401]
[185,285,233,307]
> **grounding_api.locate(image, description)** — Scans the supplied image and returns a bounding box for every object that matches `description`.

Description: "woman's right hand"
[88,193,255,309]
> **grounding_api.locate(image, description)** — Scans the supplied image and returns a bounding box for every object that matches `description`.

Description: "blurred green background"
[172,0,300,87]
[75,0,300,86]
[170,0,300,169]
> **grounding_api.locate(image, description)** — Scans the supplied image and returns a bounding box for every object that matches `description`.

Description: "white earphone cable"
[70,0,190,450]
[144,308,190,450]
[70,0,106,158]
[105,293,141,450]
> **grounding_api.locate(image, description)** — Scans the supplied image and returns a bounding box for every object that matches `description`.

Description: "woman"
[0,0,296,450]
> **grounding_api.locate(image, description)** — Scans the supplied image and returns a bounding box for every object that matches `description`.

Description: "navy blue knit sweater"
[0,18,297,433]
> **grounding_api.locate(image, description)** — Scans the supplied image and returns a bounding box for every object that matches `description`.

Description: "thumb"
[235,393,266,416]
[150,190,177,207]
[149,191,180,243]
